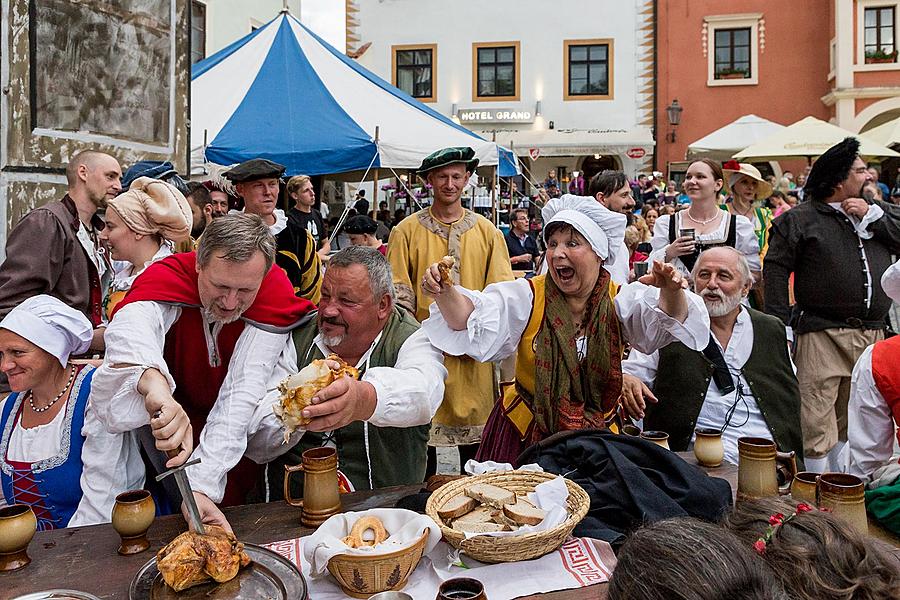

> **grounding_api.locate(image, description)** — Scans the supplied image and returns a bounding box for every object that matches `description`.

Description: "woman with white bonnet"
[0,295,143,529]
[421,195,710,464]
[100,175,192,320]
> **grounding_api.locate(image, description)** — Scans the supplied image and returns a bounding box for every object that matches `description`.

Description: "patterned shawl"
[532,270,622,442]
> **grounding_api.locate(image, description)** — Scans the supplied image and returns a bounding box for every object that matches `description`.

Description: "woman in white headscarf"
[421,196,711,464]
[0,295,143,529]
[100,176,192,320]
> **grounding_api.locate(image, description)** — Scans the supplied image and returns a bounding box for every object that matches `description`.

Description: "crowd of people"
[0,139,898,595]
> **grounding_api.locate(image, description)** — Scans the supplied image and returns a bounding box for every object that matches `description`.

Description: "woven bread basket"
[425,471,590,563]
[326,528,429,598]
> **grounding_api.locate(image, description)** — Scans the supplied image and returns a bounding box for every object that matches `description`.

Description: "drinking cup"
[817,473,868,534]
[436,577,488,600]
[621,424,641,437]
[640,430,670,450]
[790,471,820,505]
[693,427,724,467]
[111,489,155,555]
[284,446,342,527]
[0,504,37,571]
[634,262,649,278]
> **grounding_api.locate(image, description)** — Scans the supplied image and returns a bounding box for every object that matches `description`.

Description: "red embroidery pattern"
[557,538,611,586]
[262,537,304,568]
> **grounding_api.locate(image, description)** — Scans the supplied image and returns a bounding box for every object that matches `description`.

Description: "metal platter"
[12,592,102,600]
[128,544,309,600]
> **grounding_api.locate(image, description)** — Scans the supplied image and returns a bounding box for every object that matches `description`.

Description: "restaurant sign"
[457,108,535,124]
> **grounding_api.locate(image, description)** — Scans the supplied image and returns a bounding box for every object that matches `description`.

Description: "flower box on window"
[865,49,898,64]
[716,67,750,80]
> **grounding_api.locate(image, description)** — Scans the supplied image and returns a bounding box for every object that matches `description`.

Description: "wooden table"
[2,456,894,600]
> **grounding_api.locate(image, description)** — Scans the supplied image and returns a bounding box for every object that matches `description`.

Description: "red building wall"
[656,0,832,172]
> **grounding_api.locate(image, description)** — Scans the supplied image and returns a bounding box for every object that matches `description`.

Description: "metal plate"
[128,544,309,600]
[12,591,102,600]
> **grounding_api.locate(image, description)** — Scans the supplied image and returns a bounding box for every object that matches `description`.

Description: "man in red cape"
[90,213,315,530]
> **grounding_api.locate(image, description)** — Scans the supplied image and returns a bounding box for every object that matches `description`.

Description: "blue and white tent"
[191,12,516,177]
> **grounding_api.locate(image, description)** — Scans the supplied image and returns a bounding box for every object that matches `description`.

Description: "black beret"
[224,158,286,183]
[344,215,379,235]
[805,137,860,197]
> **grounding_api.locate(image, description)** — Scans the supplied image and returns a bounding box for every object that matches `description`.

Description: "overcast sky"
[302,0,345,49]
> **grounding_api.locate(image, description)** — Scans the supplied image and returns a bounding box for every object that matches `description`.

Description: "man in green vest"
[620,247,803,465]
[263,246,446,498]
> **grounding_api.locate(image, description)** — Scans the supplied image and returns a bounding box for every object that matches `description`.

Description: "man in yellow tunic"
[388,147,514,475]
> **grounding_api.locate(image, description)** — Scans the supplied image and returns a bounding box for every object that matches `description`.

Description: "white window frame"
[705,14,761,87]
[855,0,900,72]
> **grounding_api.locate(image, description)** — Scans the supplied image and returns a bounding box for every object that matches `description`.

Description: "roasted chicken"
[156,525,251,592]
[273,354,360,443]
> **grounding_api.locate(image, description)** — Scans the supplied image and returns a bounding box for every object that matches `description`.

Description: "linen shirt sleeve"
[70,408,145,527]
[733,215,762,274]
[621,348,661,390]
[421,278,534,363]
[243,341,299,465]
[365,329,447,427]
[89,301,180,433]
[847,345,897,482]
[614,282,710,354]
[648,214,672,264]
[881,260,900,303]
[186,326,292,503]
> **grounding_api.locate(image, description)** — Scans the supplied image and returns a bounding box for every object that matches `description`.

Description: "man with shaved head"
[0,150,122,350]
[620,247,803,465]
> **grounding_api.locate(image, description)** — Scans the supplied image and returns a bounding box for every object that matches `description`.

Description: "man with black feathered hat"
[764,137,900,472]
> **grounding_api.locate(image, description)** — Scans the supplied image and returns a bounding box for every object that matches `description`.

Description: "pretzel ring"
[342,516,388,548]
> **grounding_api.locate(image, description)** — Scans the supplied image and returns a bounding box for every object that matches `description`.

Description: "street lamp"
[666,99,683,143]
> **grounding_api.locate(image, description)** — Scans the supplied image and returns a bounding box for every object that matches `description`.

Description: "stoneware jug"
[284,446,342,527]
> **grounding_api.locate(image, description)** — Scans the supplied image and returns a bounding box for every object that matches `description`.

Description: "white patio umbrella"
[687,114,785,161]
[733,116,900,163]
[860,116,900,148]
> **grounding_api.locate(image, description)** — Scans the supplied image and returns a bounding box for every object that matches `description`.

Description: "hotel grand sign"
[457,108,535,124]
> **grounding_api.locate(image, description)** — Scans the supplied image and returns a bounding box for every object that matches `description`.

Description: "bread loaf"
[464,483,516,509]
[437,494,478,520]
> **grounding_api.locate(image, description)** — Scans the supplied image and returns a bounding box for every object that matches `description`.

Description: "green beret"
[224,158,286,183]
[417,147,479,174]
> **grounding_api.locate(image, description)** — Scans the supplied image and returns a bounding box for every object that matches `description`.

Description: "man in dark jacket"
[505,208,539,271]
[622,247,803,465]
[0,150,121,350]
[764,137,900,472]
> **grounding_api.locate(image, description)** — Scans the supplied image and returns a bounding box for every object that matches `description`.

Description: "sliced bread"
[464,483,516,509]
[437,494,478,520]
[452,505,495,526]
[453,521,506,534]
[503,499,546,526]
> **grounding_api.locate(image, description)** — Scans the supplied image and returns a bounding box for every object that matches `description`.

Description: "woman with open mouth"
[419,195,711,464]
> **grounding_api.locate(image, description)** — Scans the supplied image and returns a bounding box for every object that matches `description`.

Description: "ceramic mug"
[737,437,796,501]
[790,471,820,504]
[817,473,868,534]
[693,427,725,468]
[285,446,342,527]
[111,489,156,555]
[0,504,37,571]
[621,424,641,437]
[436,577,487,600]
[640,430,670,450]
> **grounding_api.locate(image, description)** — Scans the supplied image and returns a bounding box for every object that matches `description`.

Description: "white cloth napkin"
[301,508,442,575]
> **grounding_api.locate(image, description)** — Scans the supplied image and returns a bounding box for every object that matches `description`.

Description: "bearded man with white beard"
[620,247,803,465]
